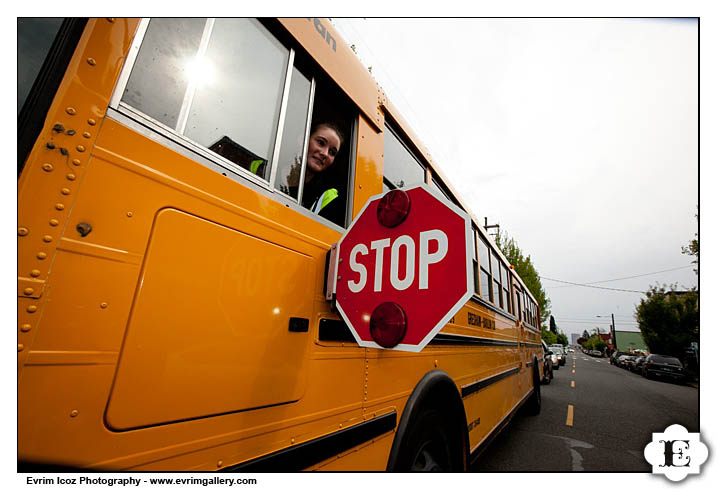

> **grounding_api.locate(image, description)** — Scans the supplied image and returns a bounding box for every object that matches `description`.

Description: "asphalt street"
[471,352,699,472]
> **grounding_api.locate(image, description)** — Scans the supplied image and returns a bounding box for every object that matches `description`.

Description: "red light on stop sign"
[370,302,407,348]
[377,189,411,227]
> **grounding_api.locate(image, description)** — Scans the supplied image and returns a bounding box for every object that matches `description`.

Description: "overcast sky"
[331,18,698,339]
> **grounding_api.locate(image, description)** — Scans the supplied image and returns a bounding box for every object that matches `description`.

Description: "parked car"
[541,341,554,384]
[611,351,630,366]
[630,356,646,373]
[550,344,566,366]
[617,355,633,369]
[589,350,601,357]
[642,354,685,383]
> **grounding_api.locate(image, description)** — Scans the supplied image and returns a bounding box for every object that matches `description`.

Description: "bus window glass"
[478,237,490,273]
[122,18,291,180]
[383,126,425,189]
[183,19,289,178]
[480,269,491,302]
[478,237,491,302]
[493,281,502,309]
[122,18,206,130]
[17,18,64,114]
[501,264,511,314]
[274,64,312,197]
[491,252,500,285]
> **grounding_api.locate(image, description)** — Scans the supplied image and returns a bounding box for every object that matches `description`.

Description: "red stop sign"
[334,184,474,352]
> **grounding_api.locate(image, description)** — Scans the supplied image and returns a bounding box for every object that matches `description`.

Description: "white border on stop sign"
[334,183,475,352]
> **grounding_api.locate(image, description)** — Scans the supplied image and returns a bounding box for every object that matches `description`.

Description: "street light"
[597,314,616,354]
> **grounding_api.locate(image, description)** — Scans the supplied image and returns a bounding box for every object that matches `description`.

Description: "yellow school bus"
[18,18,545,471]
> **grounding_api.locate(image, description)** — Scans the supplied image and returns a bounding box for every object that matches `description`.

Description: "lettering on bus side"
[468,312,496,330]
[467,416,481,432]
[307,18,337,52]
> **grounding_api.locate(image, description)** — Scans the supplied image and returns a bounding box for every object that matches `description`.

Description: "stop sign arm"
[325,243,339,302]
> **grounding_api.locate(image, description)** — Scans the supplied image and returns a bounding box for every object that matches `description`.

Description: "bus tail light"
[369,302,407,348]
[377,189,410,227]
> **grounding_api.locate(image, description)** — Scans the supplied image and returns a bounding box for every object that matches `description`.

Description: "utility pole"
[484,217,499,239]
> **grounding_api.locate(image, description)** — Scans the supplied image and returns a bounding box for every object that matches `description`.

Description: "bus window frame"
[108,17,356,230]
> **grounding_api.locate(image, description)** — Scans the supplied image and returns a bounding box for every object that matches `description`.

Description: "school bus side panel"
[18,18,371,469]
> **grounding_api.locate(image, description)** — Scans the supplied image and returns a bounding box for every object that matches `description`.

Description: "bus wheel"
[524,365,541,416]
[397,407,459,471]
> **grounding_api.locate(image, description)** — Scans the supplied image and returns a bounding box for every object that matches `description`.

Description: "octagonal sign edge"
[334,183,474,352]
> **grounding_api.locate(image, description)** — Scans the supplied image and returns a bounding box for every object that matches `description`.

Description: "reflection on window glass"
[478,238,490,274]
[480,270,491,302]
[122,18,292,181]
[122,18,206,129]
[17,17,63,114]
[491,252,500,284]
[274,65,312,198]
[184,18,289,178]
[383,126,425,189]
[493,281,502,308]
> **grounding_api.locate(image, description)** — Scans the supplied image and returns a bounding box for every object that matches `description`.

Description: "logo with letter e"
[644,424,708,482]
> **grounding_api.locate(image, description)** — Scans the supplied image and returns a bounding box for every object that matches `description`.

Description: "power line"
[540,277,646,293]
[544,265,693,290]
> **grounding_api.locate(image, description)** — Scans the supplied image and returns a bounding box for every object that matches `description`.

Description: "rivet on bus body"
[24,288,34,296]
[27,305,38,313]
[21,324,32,332]
[83,132,91,139]
[18,227,29,236]
[72,159,81,166]
[43,235,53,243]
[66,129,76,136]
[100,302,108,309]
[434,360,439,368]
[42,163,54,172]
[339,423,343,428]
[217,460,223,468]
[56,203,65,211]
[49,219,59,227]
[291,438,295,444]
[87,119,96,126]
[87,58,96,66]
[67,173,77,181]
[76,145,86,153]
[18,344,24,352]
[61,188,71,195]
[70,410,79,418]
[106,18,115,23]
[30,270,41,278]
[37,252,47,260]
[127,212,133,218]
[66,107,76,115]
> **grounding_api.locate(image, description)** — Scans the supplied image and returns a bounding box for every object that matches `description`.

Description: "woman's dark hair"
[311,121,345,149]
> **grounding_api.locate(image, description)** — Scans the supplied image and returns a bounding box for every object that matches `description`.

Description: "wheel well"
[385,370,468,471]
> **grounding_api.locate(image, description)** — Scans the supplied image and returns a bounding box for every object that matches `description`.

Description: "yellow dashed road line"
[571,380,575,388]
[566,404,574,426]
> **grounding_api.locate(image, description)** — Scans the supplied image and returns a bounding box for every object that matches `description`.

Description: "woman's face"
[306,125,341,177]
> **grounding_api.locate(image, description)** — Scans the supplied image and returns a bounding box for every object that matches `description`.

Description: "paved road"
[471,352,699,471]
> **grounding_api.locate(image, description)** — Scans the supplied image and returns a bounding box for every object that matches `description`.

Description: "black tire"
[394,406,462,471]
[524,365,541,416]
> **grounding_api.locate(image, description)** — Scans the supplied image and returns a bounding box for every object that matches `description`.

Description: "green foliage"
[636,285,698,358]
[549,315,557,334]
[681,206,698,275]
[557,333,569,346]
[583,334,607,352]
[495,231,551,326]
[541,328,557,345]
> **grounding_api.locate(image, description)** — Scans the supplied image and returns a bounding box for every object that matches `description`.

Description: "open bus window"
[119,18,289,180]
[115,18,355,228]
